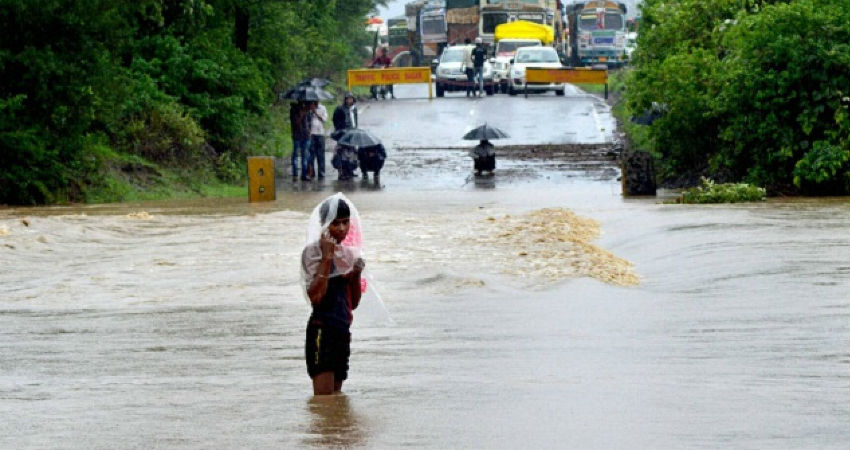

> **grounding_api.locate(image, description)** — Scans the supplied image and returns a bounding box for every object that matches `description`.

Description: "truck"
[446,0,479,45]
[387,17,412,66]
[479,0,561,45]
[405,1,448,66]
[566,0,628,67]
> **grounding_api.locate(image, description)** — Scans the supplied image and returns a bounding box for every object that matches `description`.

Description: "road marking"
[591,104,604,141]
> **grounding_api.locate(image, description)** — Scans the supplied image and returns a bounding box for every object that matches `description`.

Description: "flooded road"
[1,87,849,449]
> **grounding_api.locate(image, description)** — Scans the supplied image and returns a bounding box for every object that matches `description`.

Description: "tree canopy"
[627,0,849,194]
[0,0,385,204]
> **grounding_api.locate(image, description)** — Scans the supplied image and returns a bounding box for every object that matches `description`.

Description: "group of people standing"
[289,93,367,181]
[290,101,329,180]
[463,37,488,97]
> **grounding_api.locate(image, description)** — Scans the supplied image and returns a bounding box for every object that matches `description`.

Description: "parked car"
[433,45,495,97]
[492,39,542,93]
[508,46,565,96]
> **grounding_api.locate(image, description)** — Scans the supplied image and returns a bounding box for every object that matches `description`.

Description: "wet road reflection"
[304,395,369,449]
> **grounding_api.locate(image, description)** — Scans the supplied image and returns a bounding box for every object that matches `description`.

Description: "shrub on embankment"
[0,1,381,205]
[625,0,850,195]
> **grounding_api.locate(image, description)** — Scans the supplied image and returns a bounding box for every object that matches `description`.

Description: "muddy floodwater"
[1,184,847,450]
[1,88,849,449]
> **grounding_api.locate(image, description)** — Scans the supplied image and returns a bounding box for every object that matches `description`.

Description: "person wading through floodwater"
[301,194,366,395]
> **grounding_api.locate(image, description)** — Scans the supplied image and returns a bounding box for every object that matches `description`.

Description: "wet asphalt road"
[359,83,615,147]
[281,82,620,191]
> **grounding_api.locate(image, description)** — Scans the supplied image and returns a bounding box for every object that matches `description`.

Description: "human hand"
[320,229,336,261]
[352,257,365,274]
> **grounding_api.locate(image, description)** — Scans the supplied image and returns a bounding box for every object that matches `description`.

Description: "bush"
[680,177,766,203]
[627,0,850,194]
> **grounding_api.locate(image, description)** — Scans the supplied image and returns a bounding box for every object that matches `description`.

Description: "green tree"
[0,0,387,204]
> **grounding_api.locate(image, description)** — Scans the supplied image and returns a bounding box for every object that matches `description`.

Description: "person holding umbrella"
[283,80,334,180]
[332,93,360,180]
[290,101,312,180]
[462,123,509,176]
[307,101,328,179]
[335,129,385,181]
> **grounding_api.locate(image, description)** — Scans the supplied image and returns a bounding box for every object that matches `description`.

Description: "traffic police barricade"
[347,67,434,100]
[524,67,609,99]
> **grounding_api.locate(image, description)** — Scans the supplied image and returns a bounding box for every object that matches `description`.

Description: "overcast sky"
[376,0,408,20]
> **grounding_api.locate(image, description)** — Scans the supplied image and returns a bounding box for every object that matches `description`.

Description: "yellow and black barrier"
[525,67,609,99]
[347,67,433,99]
[247,156,275,203]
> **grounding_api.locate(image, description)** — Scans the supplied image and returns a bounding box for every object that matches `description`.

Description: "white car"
[492,39,542,94]
[508,46,565,96]
[433,45,495,97]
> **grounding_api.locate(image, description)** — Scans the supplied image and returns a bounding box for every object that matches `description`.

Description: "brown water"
[1,186,848,449]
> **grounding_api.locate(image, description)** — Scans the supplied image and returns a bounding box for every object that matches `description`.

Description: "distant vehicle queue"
[367,1,635,97]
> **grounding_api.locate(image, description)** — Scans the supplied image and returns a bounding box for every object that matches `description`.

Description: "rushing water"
[1,184,847,450]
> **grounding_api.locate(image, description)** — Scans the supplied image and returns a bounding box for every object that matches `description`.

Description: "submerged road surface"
[281,83,620,191]
[359,83,615,147]
[1,81,849,450]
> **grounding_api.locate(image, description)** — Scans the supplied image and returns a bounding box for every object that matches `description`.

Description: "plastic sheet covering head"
[301,193,367,296]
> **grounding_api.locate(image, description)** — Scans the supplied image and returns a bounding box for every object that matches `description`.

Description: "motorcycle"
[369,62,394,100]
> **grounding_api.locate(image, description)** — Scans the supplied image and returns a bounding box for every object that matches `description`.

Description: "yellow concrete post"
[247,156,275,202]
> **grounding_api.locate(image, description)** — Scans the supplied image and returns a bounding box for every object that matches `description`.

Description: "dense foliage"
[0,0,383,204]
[627,0,850,194]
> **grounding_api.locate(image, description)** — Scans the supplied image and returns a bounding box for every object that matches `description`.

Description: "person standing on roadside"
[332,93,358,133]
[471,37,488,97]
[463,38,474,97]
[290,101,312,180]
[307,101,328,179]
[370,47,395,99]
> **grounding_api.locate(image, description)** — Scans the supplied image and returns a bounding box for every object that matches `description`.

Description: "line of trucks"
[388,0,630,75]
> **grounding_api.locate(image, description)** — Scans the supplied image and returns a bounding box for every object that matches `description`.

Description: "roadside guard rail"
[524,67,609,99]
[347,67,433,99]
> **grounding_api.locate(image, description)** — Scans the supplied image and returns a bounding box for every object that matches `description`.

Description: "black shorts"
[305,323,351,381]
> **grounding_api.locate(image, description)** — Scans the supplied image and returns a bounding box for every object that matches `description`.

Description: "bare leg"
[312,371,335,395]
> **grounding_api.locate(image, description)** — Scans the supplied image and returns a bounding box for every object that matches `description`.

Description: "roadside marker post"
[524,67,609,99]
[347,67,434,100]
[247,156,275,203]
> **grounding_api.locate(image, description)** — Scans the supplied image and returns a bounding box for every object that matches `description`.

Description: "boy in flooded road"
[302,196,365,395]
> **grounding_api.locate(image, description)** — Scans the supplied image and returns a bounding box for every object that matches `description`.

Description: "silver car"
[433,45,495,97]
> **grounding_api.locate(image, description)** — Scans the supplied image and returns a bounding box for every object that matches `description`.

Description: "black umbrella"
[280,85,334,101]
[462,123,510,140]
[297,77,331,87]
[336,128,382,149]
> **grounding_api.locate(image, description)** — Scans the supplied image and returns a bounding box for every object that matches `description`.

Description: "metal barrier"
[347,67,433,99]
[524,67,609,99]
